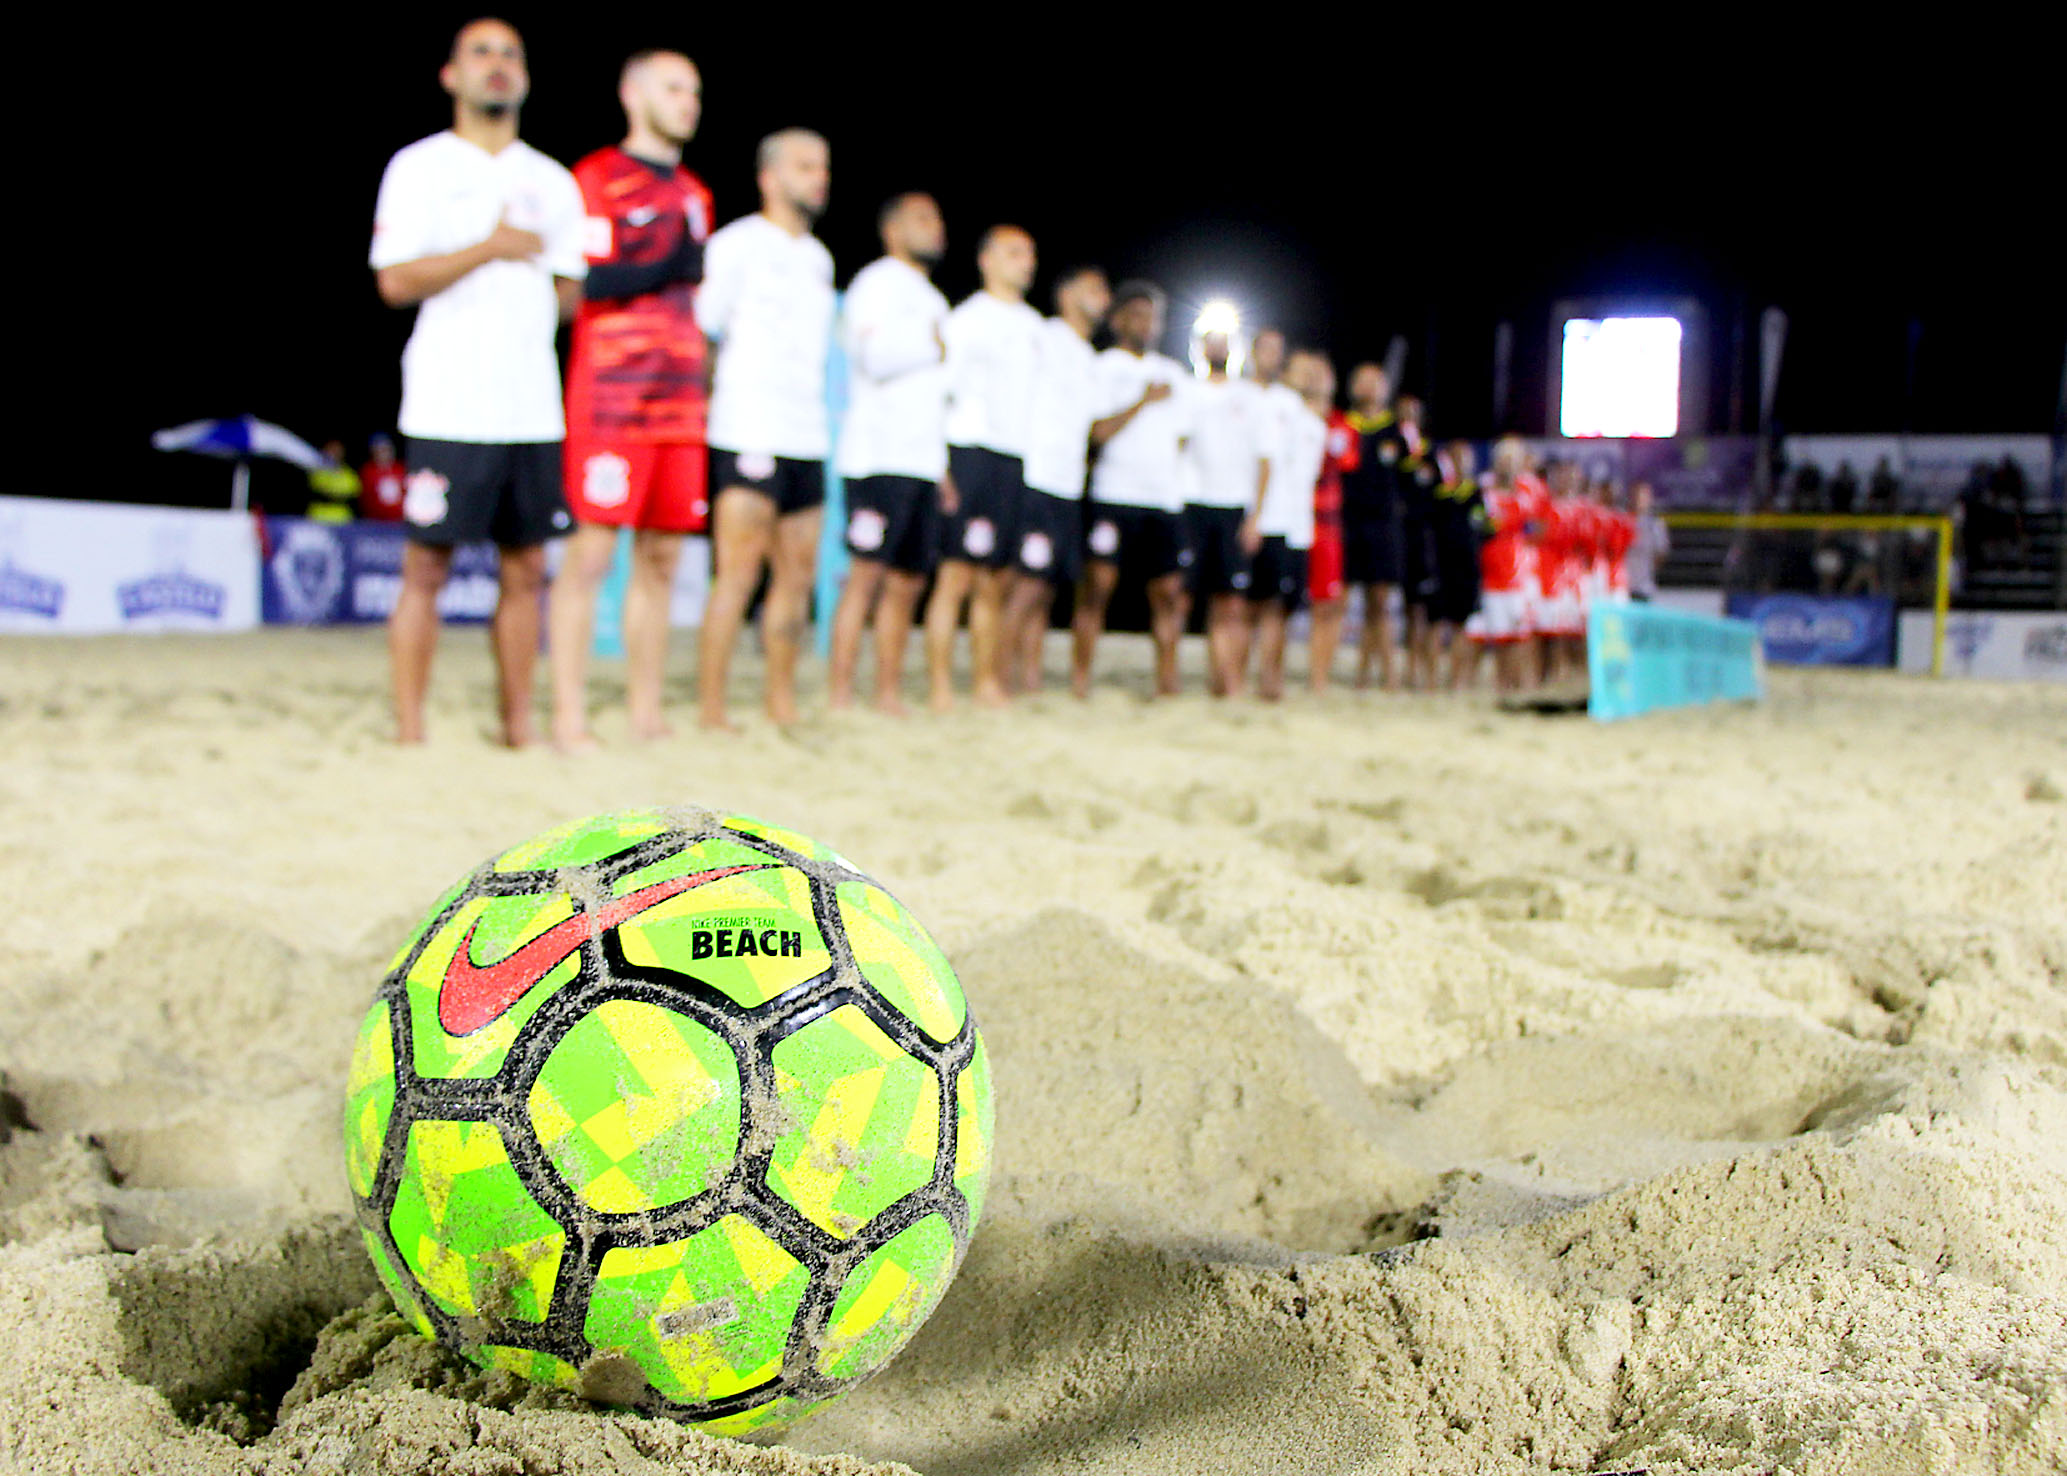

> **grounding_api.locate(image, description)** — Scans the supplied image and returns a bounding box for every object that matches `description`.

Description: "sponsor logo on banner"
[1726,593,1894,667]
[268,522,346,623]
[2026,623,2067,670]
[0,560,63,617]
[118,572,226,621]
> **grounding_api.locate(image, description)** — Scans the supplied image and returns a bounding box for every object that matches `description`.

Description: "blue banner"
[260,518,499,625]
[1589,603,1763,722]
[1724,593,1894,667]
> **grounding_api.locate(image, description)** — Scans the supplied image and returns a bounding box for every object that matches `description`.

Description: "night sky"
[67,16,2064,510]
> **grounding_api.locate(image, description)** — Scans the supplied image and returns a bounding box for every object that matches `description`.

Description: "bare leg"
[1205,593,1247,697]
[1408,604,1434,690]
[697,488,776,731]
[491,543,548,747]
[923,559,977,711]
[1309,597,1345,693]
[829,558,889,709]
[1370,584,1399,689]
[873,570,926,713]
[1002,574,1054,693]
[970,567,1011,706]
[1256,602,1289,701]
[1071,562,1118,698]
[389,541,454,744]
[546,523,620,751]
[624,529,684,739]
[762,508,821,727]
[1355,587,1380,688]
[1147,572,1188,697]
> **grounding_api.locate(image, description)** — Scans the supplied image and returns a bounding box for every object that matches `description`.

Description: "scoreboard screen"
[1559,316,1683,438]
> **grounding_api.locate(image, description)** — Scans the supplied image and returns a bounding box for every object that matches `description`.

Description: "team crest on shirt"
[1088,520,1120,557]
[584,452,632,508]
[963,518,996,558]
[403,469,450,527]
[848,507,887,552]
[1020,531,1053,570]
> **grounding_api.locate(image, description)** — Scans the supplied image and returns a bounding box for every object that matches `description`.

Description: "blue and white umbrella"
[152,415,327,512]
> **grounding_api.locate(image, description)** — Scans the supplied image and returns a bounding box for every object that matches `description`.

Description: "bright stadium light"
[1560,316,1683,438]
[1189,297,1246,376]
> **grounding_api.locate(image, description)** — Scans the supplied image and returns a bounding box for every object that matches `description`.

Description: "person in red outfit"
[548,49,714,751]
[359,434,406,521]
[1307,395,1360,691]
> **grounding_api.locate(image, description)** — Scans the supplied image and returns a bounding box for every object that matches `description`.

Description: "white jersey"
[1259,386,1325,548]
[696,214,837,459]
[836,257,950,482]
[1022,319,1098,499]
[944,292,1044,456]
[1088,349,1193,511]
[369,132,587,444]
[1184,377,1271,510]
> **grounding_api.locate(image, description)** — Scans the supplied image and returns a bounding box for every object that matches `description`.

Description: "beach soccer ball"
[340,809,993,1438]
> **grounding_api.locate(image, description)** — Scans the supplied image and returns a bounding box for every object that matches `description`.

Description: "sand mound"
[2,631,2063,1474]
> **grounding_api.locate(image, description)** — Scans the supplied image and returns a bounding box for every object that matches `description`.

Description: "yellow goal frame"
[1663,512,1955,677]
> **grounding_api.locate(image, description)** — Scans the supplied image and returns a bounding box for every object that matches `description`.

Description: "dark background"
[58,17,2065,511]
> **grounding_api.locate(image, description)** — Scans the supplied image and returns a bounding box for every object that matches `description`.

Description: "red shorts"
[563,438,709,534]
[1308,523,1344,604]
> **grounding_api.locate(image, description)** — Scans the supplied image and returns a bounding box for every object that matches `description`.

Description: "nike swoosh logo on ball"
[438,865,769,1035]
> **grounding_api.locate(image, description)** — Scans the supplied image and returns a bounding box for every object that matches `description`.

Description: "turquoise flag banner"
[1588,603,1763,722]
[590,527,631,659]
[815,293,849,656]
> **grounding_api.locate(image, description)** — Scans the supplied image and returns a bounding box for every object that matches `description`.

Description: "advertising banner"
[1588,602,1763,721]
[1725,592,1895,666]
[261,518,500,625]
[1623,436,1761,508]
[0,495,260,633]
[1898,610,2067,682]
[259,518,714,631]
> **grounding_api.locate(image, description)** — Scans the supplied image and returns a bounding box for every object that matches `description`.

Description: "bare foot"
[628,717,674,742]
[928,688,955,714]
[766,695,801,727]
[698,710,740,734]
[1070,671,1090,699]
[552,728,602,755]
[973,682,1009,709]
[874,694,908,717]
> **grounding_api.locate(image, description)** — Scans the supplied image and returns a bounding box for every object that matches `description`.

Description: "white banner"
[1899,610,2067,682]
[0,496,260,634]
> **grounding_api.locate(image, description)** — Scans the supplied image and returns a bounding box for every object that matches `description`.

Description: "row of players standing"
[366,24,1634,747]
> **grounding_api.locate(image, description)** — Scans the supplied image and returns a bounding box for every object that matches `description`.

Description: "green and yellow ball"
[341,808,993,1438]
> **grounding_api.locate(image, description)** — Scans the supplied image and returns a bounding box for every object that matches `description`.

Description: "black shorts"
[1014,489,1083,585]
[844,475,938,576]
[710,449,825,516]
[1183,504,1253,597]
[400,438,570,548]
[1247,536,1308,612]
[941,446,1024,568]
[1083,503,1193,582]
[1343,512,1403,587]
[1430,549,1481,625]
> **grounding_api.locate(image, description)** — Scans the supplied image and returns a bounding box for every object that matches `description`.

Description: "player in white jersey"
[370,18,587,747]
[828,194,951,714]
[694,128,835,729]
[1073,281,1195,697]
[1002,265,1110,692]
[928,226,1045,709]
[1184,328,1272,696]
[1245,343,1329,700]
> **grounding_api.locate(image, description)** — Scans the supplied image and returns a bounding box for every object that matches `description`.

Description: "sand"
[1,628,2063,1476]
